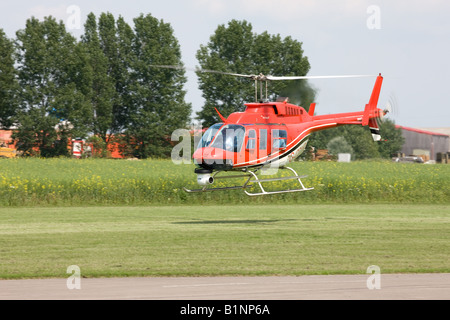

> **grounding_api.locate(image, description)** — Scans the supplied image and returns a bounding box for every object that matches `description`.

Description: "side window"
[246,129,256,150]
[259,129,267,150]
[272,129,287,149]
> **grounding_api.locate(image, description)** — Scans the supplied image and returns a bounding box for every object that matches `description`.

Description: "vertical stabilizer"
[362,74,383,126]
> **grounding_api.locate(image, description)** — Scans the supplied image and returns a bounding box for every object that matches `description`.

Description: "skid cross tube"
[183,166,313,196]
[244,166,313,196]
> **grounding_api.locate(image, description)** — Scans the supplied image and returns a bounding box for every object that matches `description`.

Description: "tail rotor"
[370,92,398,142]
[381,93,398,121]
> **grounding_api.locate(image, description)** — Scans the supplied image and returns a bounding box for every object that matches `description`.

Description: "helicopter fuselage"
[193,102,382,172]
[193,74,384,173]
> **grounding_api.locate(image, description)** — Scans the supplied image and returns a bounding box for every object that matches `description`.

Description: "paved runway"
[1,273,449,300]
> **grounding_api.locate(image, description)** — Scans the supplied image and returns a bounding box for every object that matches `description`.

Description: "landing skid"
[183,166,313,196]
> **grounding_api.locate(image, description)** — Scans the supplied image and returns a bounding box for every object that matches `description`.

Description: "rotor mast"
[252,74,269,102]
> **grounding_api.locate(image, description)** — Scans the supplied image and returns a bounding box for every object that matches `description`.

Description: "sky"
[1,0,449,128]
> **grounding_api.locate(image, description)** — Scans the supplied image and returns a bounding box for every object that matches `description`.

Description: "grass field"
[0,204,449,279]
[0,158,449,205]
[0,158,448,279]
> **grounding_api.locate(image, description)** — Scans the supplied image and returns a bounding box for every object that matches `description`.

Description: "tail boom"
[309,74,384,140]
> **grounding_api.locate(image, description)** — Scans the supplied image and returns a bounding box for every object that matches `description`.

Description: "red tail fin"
[308,103,316,116]
[362,74,383,126]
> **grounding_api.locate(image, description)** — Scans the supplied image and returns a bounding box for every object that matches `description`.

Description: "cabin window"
[259,129,267,150]
[210,124,245,152]
[246,129,256,150]
[272,129,287,149]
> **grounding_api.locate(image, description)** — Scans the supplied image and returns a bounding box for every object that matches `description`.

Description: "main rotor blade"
[197,68,255,78]
[149,64,255,78]
[266,74,379,81]
[149,65,379,81]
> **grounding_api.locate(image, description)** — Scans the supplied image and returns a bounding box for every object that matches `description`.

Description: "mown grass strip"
[0,204,448,279]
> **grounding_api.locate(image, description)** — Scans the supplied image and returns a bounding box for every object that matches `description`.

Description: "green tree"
[14,16,92,157]
[12,108,57,156]
[341,126,380,160]
[81,13,115,149]
[98,13,135,136]
[307,127,368,160]
[327,136,354,157]
[125,13,191,158]
[307,120,403,160]
[196,20,315,126]
[0,29,19,129]
[377,119,404,158]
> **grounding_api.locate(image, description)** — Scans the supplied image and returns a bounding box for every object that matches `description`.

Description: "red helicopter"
[154,66,387,195]
[183,72,386,196]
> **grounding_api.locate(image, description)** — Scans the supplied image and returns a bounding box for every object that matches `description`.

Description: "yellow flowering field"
[0,158,448,206]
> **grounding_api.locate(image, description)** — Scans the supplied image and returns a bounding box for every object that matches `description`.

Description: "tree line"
[0,12,191,158]
[0,14,401,159]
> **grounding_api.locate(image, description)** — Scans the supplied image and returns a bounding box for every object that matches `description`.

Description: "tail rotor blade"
[380,93,398,122]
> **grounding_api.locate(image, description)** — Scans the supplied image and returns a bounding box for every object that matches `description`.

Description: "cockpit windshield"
[197,123,245,153]
[210,124,245,152]
[197,123,223,150]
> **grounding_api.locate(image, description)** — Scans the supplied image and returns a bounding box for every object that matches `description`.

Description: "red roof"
[395,125,449,137]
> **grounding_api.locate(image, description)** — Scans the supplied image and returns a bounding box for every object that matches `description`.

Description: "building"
[396,126,450,161]
[0,130,14,148]
[0,129,126,158]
